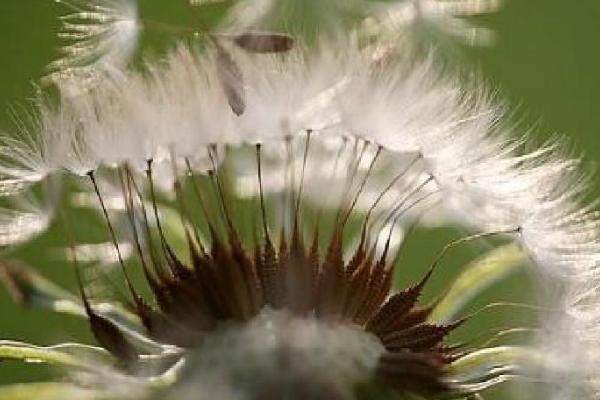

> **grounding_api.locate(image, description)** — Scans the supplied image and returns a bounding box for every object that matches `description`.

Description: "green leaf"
[0,340,104,370]
[0,382,120,400]
[429,244,526,323]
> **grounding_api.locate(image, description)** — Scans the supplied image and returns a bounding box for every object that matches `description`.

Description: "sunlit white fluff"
[0,102,72,186]
[47,0,140,96]
[10,42,598,280]
[18,41,600,278]
[0,195,54,247]
[143,46,236,163]
[234,46,352,140]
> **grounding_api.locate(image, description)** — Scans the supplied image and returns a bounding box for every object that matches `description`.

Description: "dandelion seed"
[0,101,71,186]
[0,195,54,247]
[46,0,141,95]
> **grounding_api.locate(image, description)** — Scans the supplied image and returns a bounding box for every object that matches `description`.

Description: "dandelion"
[0,2,599,400]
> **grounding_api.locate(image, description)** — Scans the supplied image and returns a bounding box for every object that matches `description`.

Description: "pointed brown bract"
[87,307,140,365]
[366,285,423,336]
[283,224,314,314]
[366,268,432,336]
[345,229,367,279]
[376,351,449,395]
[316,227,347,320]
[136,297,199,347]
[229,232,261,316]
[381,321,464,352]
[342,249,373,321]
[257,235,283,308]
[354,254,389,325]
[78,274,139,365]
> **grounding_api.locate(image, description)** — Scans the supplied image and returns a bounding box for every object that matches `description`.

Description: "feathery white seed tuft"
[47,0,140,96]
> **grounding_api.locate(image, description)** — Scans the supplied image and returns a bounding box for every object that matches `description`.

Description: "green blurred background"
[0,1,599,399]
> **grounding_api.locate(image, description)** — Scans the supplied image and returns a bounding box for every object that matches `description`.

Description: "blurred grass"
[0,0,599,399]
